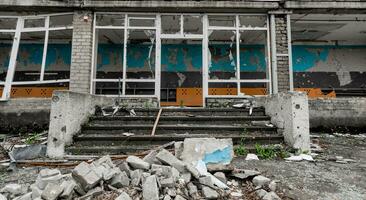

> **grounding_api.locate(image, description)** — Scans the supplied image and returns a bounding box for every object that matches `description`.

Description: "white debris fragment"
[285,154,314,161]
[245,153,259,161]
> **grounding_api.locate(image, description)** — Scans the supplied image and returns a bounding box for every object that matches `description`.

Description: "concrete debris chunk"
[1,183,22,195]
[110,171,130,188]
[185,164,200,179]
[174,142,184,159]
[118,161,132,176]
[245,153,259,160]
[285,154,313,161]
[130,169,142,186]
[199,176,215,188]
[0,194,6,200]
[115,192,132,200]
[127,155,151,170]
[72,161,102,191]
[262,191,281,200]
[30,184,42,199]
[60,180,76,199]
[156,149,186,173]
[160,177,175,188]
[180,173,191,183]
[213,172,227,184]
[174,195,186,200]
[143,150,161,165]
[253,175,271,187]
[41,183,64,200]
[14,192,32,200]
[269,181,277,191]
[35,168,62,190]
[202,186,219,199]
[163,195,172,200]
[142,175,159,200]
[77,187,103,200]
[187,182,198,196]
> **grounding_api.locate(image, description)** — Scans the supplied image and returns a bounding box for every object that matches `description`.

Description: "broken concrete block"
[142,175,159,200]
[115,192,132,200]
[118,161,132,176]
[199,176,214,188]
[245,153,259,160]
[213,172,226,184]
[187,182,198,196]
[151,164,172,177]
[0,194,6,200]
[60,180,76,199]
[202,186,219,199]
[130,169,142,186]
[1,183,22,195]
[269,181,277,192]
[143,150,161,165]
[165,188,177,197]
[174,142,184,159]
[8,144,46,161]
[72,161,102,191]
[31,184,42,199]
[262,191,281,200]
[181,138,233,166]
[174,195,186,200]
[141,172,152,185]
[163,195,172,200]
[156,149,186,173]
[78,187,103,200]
[253,175,271,187]
[110,171,130,188]
[93,155,115,168]
[127,155,151,170]
[160,177,175,188]
[14,192,32,200]
[180,173,191,183]
[231,170,260,179]
[185,164,200,179]
[41,183,64,200]
[74,182,86,196]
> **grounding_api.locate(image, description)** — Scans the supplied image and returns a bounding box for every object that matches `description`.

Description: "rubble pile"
[0,148,282,200]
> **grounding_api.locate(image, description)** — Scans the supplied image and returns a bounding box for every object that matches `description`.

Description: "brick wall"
[69,11,93,94]
[274,15,291,92]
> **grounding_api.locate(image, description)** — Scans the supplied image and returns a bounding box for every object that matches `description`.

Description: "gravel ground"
[233,133,366,200]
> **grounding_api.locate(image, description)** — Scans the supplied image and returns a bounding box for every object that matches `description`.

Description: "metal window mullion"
[287,14,294,91]
[266,15,272,94]
[235,15,240,95]
[90,13,97,94]
[40,16,50,81]
[122,14,128,96]
[1,18,23,100]
[155,14,161,103]
[180,14,184,36]
[202,14,208,107]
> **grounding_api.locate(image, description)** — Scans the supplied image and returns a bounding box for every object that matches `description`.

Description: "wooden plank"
[151,108,163,136]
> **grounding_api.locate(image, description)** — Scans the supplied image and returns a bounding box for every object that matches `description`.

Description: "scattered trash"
[8,144,47,162]
[122,132,135,137]
[232,97,256,115]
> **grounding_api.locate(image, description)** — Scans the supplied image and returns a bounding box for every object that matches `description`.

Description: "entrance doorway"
[160,39,203,106]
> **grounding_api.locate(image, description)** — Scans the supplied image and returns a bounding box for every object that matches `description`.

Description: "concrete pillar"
[69,11,93,94]
[272,14,291,93]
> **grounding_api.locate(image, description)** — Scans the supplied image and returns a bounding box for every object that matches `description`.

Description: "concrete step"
[81,124,277,135]
[97,107,266,116]
[73,133,284,146]
[88,115,271,126]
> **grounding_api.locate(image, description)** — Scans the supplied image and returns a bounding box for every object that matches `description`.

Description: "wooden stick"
[151,108,163,136]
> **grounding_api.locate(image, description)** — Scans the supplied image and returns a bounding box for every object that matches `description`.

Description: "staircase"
[66,107,284,155]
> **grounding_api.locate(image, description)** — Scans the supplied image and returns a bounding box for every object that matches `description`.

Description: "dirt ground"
[0,133,365,200]
[233,133,366,200]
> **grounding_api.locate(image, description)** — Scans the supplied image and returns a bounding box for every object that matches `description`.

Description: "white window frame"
[0,13,73,100]
[91,12,272,106]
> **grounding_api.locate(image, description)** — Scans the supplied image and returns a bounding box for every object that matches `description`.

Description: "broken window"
[161,15,181,34]
[0,18,17,30]
[24,18,45,28]
[208,15,236,27]
[95,81,122,95]
[96,14,125,27]
[96,29,124,79]
[126,30,156,79]
[129,17,155,27]
[0,32,14,82]
[49,14,73,28]
[125,82,155,95]
[44,29,72,80]
[239,15,267,28]
[208,82,238,96]
[239,30,268,80]
[183,15,203,35]
[14,31,45,82]
[208,30,237,80]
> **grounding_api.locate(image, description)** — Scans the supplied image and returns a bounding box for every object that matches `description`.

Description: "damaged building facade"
[0,0,366,130]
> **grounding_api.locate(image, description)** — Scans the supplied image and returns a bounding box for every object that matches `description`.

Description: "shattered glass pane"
[0,32,14,82]
[14,31,45,82]
[96,29,124,79]
[44,29,72,80]
[126,30,156,79]
[125,82,155,95]
[208,30,237,80]
[239,30,268,80]
[240,82,268,96]
[0,18,18,29]
[49,15,73,28]
[239,15,267,28]
[161,15,181,34]
[208,15,236,27]
[96,14,125,26]
[183,15,202,34]
[24,18,45,28]
[129,19,155,27]
[208,82,238,96]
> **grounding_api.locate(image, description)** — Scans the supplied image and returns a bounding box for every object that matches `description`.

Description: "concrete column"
[272,14,291,93]
[69,11,93,94]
